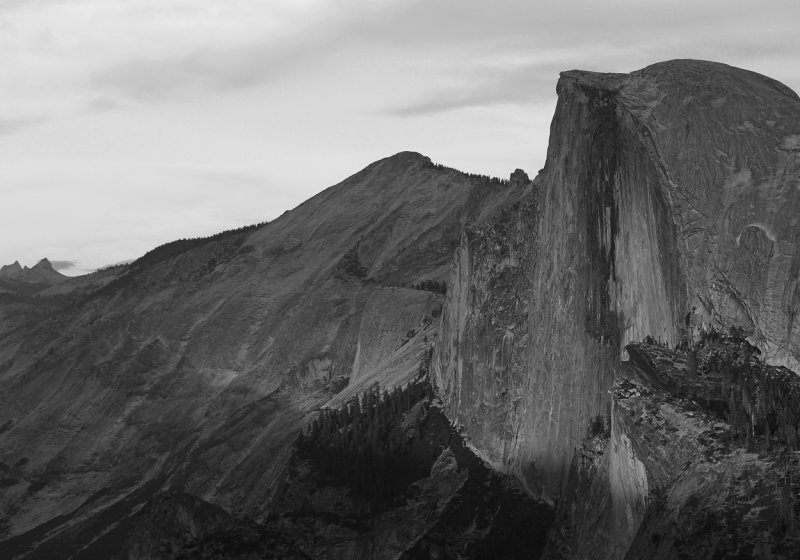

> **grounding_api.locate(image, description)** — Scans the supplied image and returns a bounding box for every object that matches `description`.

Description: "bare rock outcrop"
[548,338,800,559]
[435,59,800,503]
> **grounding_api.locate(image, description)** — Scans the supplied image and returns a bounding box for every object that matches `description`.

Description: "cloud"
[388,62,564,117]
[382,40,642,118]
[85,2,412,103]
[1,0,338,110]
[91,45,287,100]
[2,0,800,275]
[0,115,48,135]
[5,0,800,112]
[50,260,77,271]
[86,96,122,112]
[95,258,134,271]
[377,0,800,117]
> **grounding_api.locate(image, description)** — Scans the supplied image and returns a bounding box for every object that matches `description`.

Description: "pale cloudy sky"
[2,0,799,275]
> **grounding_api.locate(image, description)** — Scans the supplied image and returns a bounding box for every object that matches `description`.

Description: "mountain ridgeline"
[1,59,800,559]
[0,150,536,559]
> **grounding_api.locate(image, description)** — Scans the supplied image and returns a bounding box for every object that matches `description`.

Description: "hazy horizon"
[3,0,799,276]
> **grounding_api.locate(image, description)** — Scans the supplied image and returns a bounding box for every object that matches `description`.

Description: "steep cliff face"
[0,152,528,557]
[436,60,800,501]
[434,180,539,474]
[610,61,800,369]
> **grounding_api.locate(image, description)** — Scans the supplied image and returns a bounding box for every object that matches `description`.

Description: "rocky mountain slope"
[77,381,551,560]
[546,334,800,559]
[2,58,800,559]
[0,258,69,306]
[435,59,800,498]
[0,260,88,373]
[0,152,533,558]
[433,59,800,557]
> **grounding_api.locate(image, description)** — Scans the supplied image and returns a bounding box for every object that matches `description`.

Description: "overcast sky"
[2,0,799,275]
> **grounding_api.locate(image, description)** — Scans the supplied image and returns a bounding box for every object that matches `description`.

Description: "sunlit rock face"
[435,60,800,501]
[348,287,440,386]
[434,185,540,476]
[608,61,800,370]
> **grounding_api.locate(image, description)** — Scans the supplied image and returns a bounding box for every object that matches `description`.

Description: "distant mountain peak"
[374,151,432,170]
[0,260,23,278]
[0,257,67,284]
[33,258,54,270]
[388,150,430,162]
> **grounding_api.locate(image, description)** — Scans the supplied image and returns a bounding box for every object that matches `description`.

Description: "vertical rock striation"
[436,60,800,503]
[434,180,539,475]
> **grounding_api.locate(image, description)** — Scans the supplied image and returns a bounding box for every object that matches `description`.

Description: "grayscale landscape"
[3,2,800,559]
